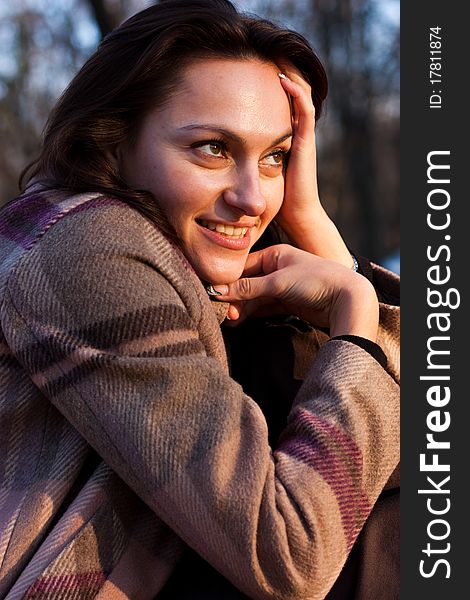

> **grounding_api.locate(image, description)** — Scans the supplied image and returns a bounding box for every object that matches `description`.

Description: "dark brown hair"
[21,0,328,231]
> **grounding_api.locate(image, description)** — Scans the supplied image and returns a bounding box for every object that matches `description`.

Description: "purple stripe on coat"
[0,194,56,248]
[280,408,371,549]
[0,192,121,250]
[25,571,107,597]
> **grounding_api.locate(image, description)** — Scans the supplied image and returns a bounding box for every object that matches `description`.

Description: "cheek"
[143,164,195,214]
[155,174,211,230]
[164,170,226,221]
[266,178,285,218]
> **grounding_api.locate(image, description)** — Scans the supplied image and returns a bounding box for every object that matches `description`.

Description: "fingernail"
[205,284,222,296]
[212,284,229,295]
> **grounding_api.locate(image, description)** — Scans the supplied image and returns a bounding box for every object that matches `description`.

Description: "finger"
[227,302,243,321]
[239,249,266,277]
[213,246,296,299]
[278,62,308,84]
[277,63,312,98]
[241,245,288,278]
[212,271,277,302]
[279,76,315,144]
[278,67,313,106]
[242,246,280,277]
[228,300,272,321]
[224,300,260,326]
[284,70,312,98]
[224,298,287,326]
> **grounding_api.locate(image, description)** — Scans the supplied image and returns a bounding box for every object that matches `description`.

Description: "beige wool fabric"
[0,189,399,599]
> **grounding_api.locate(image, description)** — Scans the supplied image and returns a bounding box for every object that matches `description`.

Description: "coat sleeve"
[2,204,400,600]
[372,262,400,385]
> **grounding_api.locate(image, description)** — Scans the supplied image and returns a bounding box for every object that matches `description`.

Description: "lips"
[198,219,249,239]
[196,219,253,250]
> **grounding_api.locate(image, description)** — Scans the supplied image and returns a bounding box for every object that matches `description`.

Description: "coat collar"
[207,297,230,324]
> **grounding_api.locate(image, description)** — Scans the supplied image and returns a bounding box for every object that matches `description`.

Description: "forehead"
[159,58,292,138]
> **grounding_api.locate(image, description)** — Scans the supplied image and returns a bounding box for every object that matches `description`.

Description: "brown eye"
[198,142,225,157]
[262,151,286,166]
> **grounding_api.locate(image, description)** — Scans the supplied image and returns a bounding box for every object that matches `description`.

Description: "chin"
[194,260,245,286]
[200,270,244,286]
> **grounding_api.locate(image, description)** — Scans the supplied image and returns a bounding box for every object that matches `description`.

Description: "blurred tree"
[0,0,138,204]
[0,9,52,203]
[309,0,399,260]
[0,0,399,262]
[0,1,99,203]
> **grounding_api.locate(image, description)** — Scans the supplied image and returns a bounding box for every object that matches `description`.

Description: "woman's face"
[118,58,292,284]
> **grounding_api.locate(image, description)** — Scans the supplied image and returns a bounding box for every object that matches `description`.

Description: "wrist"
[279,210,353,268]
[329,275,379,342]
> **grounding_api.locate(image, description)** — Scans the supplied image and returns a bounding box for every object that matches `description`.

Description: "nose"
[223,165,266,216]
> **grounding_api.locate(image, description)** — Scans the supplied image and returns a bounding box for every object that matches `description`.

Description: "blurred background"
[0,0,399,270]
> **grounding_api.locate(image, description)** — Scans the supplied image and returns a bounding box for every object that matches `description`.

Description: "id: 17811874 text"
[429,27,443,109]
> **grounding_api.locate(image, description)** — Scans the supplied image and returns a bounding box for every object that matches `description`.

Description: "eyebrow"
[178,124,292,146]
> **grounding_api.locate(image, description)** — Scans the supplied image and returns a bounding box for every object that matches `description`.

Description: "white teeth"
[200,220,249,238]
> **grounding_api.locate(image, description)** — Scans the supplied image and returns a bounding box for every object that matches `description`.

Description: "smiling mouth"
[197,219,249,239]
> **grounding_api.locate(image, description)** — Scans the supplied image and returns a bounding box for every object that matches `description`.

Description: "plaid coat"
[0,188,400,599]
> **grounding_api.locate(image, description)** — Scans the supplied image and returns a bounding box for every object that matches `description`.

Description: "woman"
[0,1,399,598]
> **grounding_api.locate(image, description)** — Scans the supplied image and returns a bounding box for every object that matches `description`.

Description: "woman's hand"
[213,244,379,342]
[276,67,354,268]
